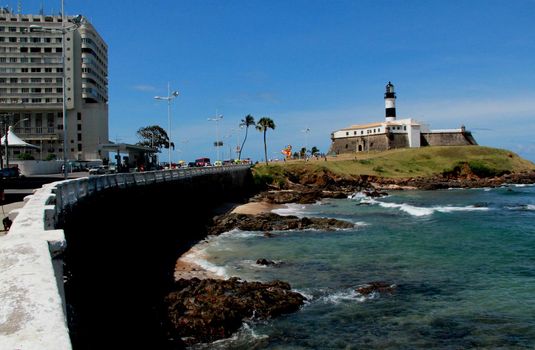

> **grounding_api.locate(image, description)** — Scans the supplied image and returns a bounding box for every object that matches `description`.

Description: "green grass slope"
[253,146,535,183]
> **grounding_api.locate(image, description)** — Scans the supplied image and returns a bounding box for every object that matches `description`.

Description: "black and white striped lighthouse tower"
[384,81,396,122]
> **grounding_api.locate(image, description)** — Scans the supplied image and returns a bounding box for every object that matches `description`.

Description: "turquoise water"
[193,185,535,349]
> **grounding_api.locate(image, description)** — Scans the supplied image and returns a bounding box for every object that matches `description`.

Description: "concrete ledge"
[0,165,250,350]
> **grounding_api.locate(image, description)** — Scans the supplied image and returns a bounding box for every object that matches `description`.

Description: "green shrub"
[253,173,274,188]
[373,166,385,173]
[18,153,35,160]
[467,160,499,177]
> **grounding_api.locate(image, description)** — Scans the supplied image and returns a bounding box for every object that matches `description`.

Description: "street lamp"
[301,127,310,160]
[154,83,179,168]
[28,1,85,179]
[207,114,223,162]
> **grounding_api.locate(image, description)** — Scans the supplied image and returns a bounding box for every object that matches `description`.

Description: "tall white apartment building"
[0,8,108,161]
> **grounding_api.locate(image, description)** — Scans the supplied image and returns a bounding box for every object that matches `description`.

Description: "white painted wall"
[10,160,62,176]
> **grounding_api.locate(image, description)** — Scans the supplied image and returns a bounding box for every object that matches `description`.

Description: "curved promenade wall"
[0,165,252,350]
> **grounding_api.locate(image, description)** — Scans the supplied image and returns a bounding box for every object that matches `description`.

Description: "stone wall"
[421,132,477,146]
[0,166,253,350]
[330,131,476,155]
[329,133,409,154]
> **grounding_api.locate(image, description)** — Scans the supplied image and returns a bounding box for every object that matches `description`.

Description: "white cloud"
[132,84,157,92]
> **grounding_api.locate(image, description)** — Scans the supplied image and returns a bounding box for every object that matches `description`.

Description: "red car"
[195,157,211,167]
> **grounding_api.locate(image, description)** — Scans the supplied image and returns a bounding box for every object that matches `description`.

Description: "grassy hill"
[252,146,535,184]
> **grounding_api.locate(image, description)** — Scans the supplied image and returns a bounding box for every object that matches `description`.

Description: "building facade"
[329,82,477,155]
[0,8,108,161]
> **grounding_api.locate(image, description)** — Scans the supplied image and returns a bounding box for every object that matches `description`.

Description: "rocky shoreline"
[163,169,535,347]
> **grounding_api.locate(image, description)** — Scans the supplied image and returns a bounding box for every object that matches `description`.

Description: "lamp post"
[302,127,310,160]
[29,1,84,178]
[154,83,179,168]
[0,113,13,169]
[207,114,223,162]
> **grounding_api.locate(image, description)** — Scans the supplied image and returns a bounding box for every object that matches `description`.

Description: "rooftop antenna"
[39,1,44,15]
[17,0,21,14]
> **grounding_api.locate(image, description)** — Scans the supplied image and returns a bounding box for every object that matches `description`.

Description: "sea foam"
[364,198,489,217]
[272,203,309,217]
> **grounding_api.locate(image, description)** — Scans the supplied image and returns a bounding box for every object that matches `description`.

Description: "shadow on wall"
[61,171,254,350]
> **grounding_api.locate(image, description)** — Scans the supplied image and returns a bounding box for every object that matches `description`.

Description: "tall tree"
[256,117,276,165]
[311,146,320,156]
[238,114,255,160]
[136,125,174,150]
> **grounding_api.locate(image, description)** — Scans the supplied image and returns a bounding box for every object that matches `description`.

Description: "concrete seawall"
[0,165,252,350]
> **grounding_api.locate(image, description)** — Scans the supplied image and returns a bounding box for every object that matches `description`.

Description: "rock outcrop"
[356,281,397,296]
[164,277,306,345]
[208,212,355,235]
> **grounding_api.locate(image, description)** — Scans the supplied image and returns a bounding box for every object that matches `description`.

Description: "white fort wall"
[0,165,249,350]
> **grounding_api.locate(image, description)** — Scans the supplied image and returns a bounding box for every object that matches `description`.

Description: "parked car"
[89,165,113,175]
[0,167,20,178]
[195,157,211,167]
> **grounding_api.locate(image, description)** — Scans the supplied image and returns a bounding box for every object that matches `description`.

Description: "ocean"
[188,185,535,349]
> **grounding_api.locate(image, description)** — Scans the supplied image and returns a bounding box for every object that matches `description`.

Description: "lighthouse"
[385,81,396,122]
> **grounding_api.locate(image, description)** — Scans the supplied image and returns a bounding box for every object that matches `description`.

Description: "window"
[77,112,82,120]
[30,47,41,53]
[20,47,28,53]
[77,134,82,141]
[77,124,82,131]
[346,132,349,136]
[77,144,82,151]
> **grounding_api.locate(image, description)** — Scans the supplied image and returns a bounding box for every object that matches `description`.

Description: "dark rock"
[164,278,306,345]
[356,281,397,296]
[208,212,355,235]
[363,189,388,198]
[256,258,280,266]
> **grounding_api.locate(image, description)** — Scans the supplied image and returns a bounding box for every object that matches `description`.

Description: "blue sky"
[10,0,535,162]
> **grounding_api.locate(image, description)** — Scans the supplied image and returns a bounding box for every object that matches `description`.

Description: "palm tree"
[238,114,255,160]
[256,117,276,165]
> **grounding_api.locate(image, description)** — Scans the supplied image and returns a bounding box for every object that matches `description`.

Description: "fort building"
[329,82,477,154]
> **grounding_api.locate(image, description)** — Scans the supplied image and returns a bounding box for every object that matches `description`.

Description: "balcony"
[13,126,59,141]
